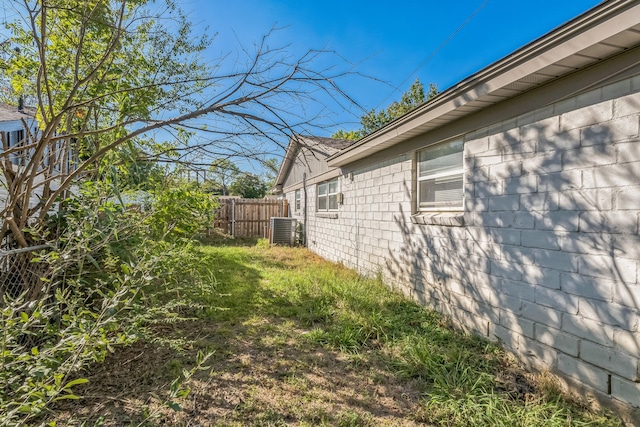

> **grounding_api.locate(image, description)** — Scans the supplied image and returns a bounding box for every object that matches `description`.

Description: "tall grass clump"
[282,263,620,426]
[0,181,217,426]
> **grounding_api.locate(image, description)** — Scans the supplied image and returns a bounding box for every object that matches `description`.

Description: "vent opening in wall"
[269,217,297,246]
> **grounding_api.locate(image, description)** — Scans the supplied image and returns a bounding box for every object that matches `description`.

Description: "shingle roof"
[0,103,35,122]
[273,135,356,191]
[300,135,354,151]
[294,135,354,157]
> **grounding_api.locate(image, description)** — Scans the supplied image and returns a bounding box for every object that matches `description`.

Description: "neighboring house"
[0,102,40,210]
[0,102,37,166]
[275,0,640,415]
[0,102,79,215]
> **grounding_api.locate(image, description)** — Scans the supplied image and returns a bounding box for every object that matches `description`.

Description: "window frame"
[294,189,301,211]
[8,129,26,166]
[416,138,464,212]
[316,177,339,212]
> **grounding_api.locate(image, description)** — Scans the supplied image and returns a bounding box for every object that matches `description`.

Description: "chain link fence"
[0,244,52,301]
[1,245,54,349]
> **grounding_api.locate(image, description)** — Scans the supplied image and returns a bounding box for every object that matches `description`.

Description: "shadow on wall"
[384,106,640,407]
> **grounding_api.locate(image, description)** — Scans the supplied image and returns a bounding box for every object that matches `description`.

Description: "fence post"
[231,199,236,237]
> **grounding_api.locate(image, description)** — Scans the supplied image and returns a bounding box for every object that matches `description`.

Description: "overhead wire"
[373,0,490,110]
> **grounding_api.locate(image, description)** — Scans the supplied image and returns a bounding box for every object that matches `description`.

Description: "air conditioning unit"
[269,217,297,246]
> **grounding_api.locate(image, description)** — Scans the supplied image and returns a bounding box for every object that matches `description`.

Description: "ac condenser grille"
[270,217,297,246]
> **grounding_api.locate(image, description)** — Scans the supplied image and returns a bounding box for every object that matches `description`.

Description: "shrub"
[147,184,216,241]
[0,181,217,425]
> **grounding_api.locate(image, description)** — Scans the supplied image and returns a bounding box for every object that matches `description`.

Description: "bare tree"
[0,0,358,250]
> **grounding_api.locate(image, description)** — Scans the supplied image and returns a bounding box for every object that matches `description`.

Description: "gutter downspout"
[302,172,308,247]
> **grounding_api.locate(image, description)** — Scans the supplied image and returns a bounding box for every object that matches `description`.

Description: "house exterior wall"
[0,120,23,133]
[283,146,337,189]
[0,112,38,135]
[0,115,41,211]
[284,74,640,409]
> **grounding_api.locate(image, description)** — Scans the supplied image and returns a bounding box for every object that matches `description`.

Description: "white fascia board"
[274,137,299,190]
[328,0,640,168]
[281,167,341,194]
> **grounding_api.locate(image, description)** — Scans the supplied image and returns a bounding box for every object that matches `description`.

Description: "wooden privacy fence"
[213,198,289,238]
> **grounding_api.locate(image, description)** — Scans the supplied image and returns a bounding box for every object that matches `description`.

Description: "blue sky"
[0,0,605,172]
[187,0,603,135]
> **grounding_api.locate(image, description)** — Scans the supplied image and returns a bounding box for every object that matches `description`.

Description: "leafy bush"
[0,181,218,426]
[0,277,137,424]
[147,183,216,240]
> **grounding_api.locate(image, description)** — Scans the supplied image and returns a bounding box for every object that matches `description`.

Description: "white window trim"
[416,139,464,212]
[316,177,339,212]
[295,189,301,211]
[8,129,26,166]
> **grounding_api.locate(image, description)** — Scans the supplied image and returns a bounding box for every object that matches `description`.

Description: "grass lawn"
[53,243,622,426]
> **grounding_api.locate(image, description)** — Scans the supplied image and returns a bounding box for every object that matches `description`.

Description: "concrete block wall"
[458,76,640,409]
[309,155,414,274]
[286,74,640,409]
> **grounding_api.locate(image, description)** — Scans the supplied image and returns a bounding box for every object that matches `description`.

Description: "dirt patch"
[495,363,538,401]
[53,318,426,426]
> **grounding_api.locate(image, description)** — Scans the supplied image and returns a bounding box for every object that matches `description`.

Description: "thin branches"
[0,0,361,248]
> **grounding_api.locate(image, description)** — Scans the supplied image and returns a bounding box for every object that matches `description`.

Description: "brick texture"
[285,75,640,408]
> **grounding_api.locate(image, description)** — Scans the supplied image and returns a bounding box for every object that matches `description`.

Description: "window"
[295,189,301,211]
[417,139,464,211]
[317,177,339,211]
[8,129,25,166]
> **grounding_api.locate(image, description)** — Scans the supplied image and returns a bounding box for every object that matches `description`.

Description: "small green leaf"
[20,312,29,322]
[31,347,39,356]
[52,394,80,401]
[167,401,182,412]
[64,378,89,389]
[87,254,100,269]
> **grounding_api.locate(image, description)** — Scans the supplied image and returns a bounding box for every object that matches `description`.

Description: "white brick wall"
[287,75,640,409]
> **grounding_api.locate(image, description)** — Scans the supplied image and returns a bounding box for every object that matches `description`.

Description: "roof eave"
[328,0,640,168]
[273,137,299,194]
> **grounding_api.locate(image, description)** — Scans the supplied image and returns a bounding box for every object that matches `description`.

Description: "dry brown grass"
[50,244,623,426]
[53,317,426,426]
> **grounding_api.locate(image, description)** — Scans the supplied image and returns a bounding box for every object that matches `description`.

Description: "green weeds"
[196,244,621,426]
[42,242,623,426]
